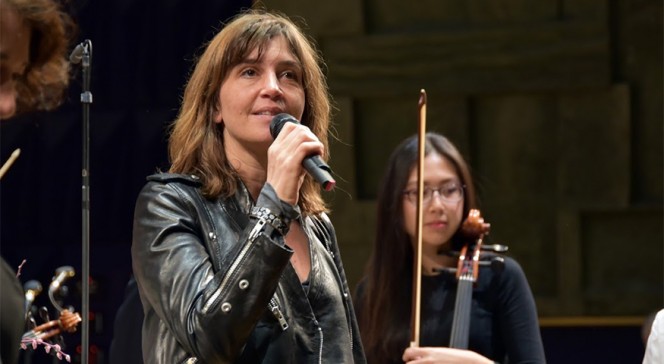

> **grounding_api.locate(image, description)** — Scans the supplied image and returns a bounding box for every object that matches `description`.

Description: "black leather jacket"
[131,173,366,364]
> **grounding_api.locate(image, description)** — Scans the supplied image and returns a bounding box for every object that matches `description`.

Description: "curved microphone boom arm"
[48,266,75,312]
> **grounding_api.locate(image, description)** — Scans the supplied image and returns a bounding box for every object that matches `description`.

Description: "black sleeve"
[495,257,547,364]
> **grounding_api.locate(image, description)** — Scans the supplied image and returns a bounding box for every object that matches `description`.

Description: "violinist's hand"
[403,346,494,364]
[266,121,324,205]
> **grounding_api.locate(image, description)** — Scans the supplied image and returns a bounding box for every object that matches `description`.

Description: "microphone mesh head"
[270,113,299,139]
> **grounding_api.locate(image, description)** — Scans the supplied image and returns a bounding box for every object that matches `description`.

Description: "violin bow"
[0,148,21,180]
[410,89,427,347]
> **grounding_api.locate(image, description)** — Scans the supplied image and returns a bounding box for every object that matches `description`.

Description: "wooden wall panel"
[262,0,663,316]
[323,21,610,96]
[473,95,560,298]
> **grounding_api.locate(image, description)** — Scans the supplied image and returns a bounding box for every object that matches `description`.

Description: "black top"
[356,256,546,364]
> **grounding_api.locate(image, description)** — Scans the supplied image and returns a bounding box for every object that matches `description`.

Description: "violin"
[22,309,82,343]
[445,209,508,349]
[21,266,82,360]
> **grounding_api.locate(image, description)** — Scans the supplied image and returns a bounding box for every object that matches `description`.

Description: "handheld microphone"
[270,113,336,191]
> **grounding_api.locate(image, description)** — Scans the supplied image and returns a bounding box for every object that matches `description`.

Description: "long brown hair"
[6,0,75,115]
[168,10,331,215]
[357,132,477,363]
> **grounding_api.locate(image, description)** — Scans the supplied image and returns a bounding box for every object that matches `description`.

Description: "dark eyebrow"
[237,57,301,69]
[238,57,259,65]
[279,60,301,69]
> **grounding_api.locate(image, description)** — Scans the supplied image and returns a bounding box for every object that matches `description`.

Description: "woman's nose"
[261,73,283,98]
[428,190,446,209]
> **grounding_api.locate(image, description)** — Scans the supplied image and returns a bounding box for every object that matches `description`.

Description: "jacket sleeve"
[131,179,293,362]
[317,214,368,363]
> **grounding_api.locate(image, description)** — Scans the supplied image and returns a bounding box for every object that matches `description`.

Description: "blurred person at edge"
[0,0,74,362]
[0,0,73,120]
[643,309,664,364]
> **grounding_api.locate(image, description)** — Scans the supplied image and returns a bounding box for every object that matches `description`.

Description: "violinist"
[354,132,546,363]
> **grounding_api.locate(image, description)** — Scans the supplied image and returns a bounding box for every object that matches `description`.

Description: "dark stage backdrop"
[0,1,251,362]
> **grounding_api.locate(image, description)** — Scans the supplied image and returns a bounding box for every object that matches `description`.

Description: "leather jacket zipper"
[316,323,324,364]
[202,220,266,313]
[269,297,289,331]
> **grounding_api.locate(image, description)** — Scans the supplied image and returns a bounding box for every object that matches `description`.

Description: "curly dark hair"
[7,0,76,115]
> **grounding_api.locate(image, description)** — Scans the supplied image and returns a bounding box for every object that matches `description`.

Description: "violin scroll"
[460,209,490,239]
[20,265,81,360]
[58,309,82,334]
[22,309,82,342]
[436,209,508,277]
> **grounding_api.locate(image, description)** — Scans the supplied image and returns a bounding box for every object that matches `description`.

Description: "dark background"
[1,1,251,362]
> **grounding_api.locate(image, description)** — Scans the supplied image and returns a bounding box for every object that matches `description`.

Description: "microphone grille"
[270,113,299,139]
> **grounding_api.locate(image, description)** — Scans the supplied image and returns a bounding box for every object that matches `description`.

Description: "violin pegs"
[39,306,51,323]
[478,256,505,273]
[439,250,460,257]
[481,244,509,253]
[433,267,457,275]
[28,316,37,329]
[491,256,505,273]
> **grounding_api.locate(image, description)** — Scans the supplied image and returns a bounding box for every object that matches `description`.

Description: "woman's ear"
[213,106,223,124]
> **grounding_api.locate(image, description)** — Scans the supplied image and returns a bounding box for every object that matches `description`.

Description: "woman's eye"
[281,70,300,82]
[443,184,461,196]
[240,68,257,77]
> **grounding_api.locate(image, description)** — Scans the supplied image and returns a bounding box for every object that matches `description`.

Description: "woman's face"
[0,3,31,120]
[402,152,464,253]
[216,35,306,156]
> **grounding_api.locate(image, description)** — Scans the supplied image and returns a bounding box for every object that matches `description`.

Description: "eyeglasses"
[403,181,465,205]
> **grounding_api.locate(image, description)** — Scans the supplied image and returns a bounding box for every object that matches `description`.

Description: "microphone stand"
[74,39,93,364]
